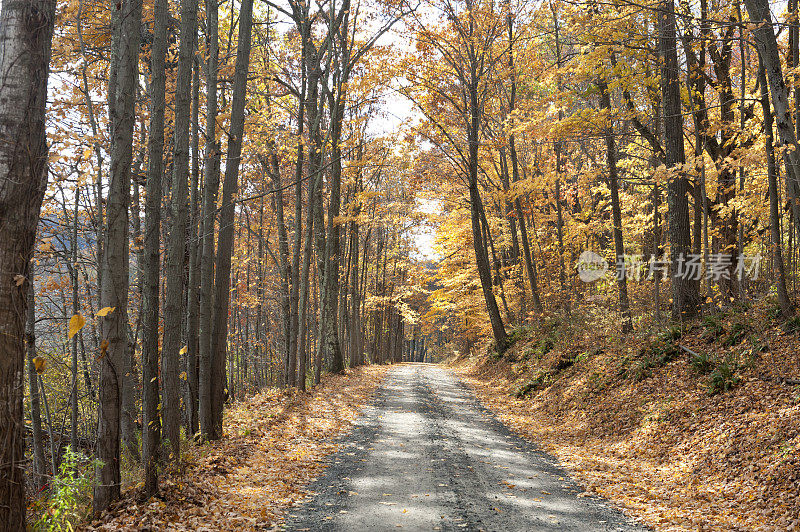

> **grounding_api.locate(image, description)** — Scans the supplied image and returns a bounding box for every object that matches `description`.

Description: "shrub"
[511,372,549,398]
[625,340,681,381]
[537,336,555,357]
[782,316,800,334]
[722,322,749,346]
[700,315,725,343]
[657,326,683,343]
[507,325,533,347]
[35,446,101,532]
[707,358,741,395]
[689,350,714,375]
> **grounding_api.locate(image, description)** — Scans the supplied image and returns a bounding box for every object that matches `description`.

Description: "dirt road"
[284,364,646,531]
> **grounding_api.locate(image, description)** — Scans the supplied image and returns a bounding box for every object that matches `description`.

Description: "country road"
[284,364,646,531]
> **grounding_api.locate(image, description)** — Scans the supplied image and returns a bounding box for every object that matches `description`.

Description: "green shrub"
[511,372,549,398]
[629,358,655,381]
[507,325,533,347]
[782,316,800,334]
[624,339,681,381]
[707,358,741,395]
[700,315,725,342]
[537,336,555,357]
[722,322,749,346]
[657,326,683,342]
[641,340,681,363]
[689,350,714,375]
[767,302,783,321]
[35,446,101,532]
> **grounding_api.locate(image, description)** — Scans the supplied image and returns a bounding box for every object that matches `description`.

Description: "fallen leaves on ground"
[456,328,800,531]
[84,365,388,531]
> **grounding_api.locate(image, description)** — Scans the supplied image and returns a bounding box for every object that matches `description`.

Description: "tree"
[405,0,510,351]
[163,0,199,456]
[95,0,141,513]
[141,0,170,495]
[659,0,699,320]
[199,0,222,439]
[209,0,255,438]
[0,0,56,526]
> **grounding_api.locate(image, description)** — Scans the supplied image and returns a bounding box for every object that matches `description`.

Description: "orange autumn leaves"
[84,365,388,531]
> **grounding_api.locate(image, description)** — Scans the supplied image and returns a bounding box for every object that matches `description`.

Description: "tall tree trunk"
[70,192,80,450]
[508,139,543,314]
[210,0,254,438]
[466,47,508,349]
[759,57,794,317]
[163,0,199,456]
[659,0,699,320]
[141,0,169,496]
[199,0,221,439]
[264,149,291,380]
[287,53,306,388]
[95,0,141,513]
[186,52,202,438]
[598,78,634,333]
[744,0,800,237]
[349,176,364,367]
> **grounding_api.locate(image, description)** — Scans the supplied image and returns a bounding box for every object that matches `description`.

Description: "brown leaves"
[457,332,800,532]
[84,366,388,531]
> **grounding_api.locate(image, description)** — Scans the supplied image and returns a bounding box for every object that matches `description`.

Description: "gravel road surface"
[284,363,647,531]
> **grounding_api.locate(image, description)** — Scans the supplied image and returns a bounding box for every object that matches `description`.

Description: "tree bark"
[210,0,254,437]
[659,0,700,320]
[95,0,141,513]
[141,0,169,496]
[598,78,634,333]
[758,57,794,317]
[26,276,47,492]
[199,0,221,439]
[744,0,800,237]
[186,52,202,438]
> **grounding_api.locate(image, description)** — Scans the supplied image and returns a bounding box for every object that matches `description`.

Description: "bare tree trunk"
[94,0,141,513]
[26,277,47,492]
[210,0,254,437]
[186,52,202,438]
[287,59,306,387]
[141,0,169,496]
[161,0,199,457]
[199,0,221,440]
[508,140,543,314]
[263,148,291,378]
[71,192,80,450]
[659,0,699,321]
[297,171,318,391]
[744,0,800,237]
[758,57,794,317]
[598,78,634,333]
[349,177,364,367]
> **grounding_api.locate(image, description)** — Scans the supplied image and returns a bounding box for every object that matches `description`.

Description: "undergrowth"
[34,446,100,531]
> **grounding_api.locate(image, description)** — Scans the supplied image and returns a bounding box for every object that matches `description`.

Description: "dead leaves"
[457,338,800,532]
[84,365,388,531]
[68,313,86,340]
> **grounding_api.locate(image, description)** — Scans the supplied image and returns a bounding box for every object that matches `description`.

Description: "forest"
[1,0,800,528]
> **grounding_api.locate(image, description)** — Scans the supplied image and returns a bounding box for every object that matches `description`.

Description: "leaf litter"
[83,365,388,531]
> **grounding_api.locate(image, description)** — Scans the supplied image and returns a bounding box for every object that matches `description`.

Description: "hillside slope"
[455,308,800,530]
